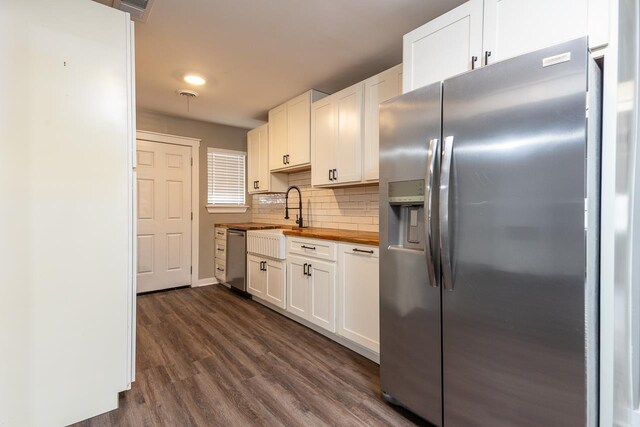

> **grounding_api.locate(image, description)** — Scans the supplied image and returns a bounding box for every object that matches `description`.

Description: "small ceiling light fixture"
[183,74,206,86]
[177,89,198,112]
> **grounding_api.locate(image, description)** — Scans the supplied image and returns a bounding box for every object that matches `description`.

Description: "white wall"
[0,1,134,425]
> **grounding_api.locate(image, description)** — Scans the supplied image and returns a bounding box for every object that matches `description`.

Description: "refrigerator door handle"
[440,136,454,291]
[425,138,440,288]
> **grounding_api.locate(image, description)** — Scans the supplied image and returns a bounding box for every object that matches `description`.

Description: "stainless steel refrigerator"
[379,38,600,427]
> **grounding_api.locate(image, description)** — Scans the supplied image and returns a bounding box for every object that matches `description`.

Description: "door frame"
[136,130,201,287]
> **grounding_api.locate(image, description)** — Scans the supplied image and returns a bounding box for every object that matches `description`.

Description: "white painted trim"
[196,277,218,287]
[206,205,250,214]
[207,146,247,156]
[135,131,201,290]
[136,130,201,147]
[126,18,136,388]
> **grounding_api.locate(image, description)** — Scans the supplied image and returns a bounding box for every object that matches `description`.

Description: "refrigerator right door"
[441,38,597,426]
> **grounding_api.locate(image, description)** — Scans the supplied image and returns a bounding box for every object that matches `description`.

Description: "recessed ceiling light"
[184,74,206,86]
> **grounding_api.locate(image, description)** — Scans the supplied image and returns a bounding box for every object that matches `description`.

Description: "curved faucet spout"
[285,185,304,228]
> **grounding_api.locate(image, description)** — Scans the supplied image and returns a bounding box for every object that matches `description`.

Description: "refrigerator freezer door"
[379,83,443,426]
[441,38,596,426]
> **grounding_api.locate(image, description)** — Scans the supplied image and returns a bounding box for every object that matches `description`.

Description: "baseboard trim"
[195,277,217,287]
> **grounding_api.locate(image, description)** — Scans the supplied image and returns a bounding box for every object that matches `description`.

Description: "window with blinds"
[207,148,246,206]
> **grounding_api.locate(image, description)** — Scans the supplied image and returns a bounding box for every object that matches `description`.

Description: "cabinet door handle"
[307,264,312,277]
[332,169,337,181]
[484,50,492,66]
[287,154,290,164]
[352,248,374,254]
[301,245,316,250]
[303,263,308,276]
[283,155,286,165]
[256,180,259,189]
[329,169,333,181]
[471,55,478,70]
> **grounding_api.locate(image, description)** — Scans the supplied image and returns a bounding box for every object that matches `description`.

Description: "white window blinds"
[207,148,246,206]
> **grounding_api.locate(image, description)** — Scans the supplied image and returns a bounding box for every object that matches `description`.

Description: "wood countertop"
[215,223,379,245]
[283,227,379,246]
[215,223,284,231]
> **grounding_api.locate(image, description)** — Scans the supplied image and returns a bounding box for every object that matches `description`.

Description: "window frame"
[206,147,249,214]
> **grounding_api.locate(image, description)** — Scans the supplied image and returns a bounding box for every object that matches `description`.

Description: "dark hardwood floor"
[74,285,427,427]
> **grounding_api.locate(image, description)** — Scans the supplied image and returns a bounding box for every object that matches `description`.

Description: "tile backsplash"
[251,171,379,232]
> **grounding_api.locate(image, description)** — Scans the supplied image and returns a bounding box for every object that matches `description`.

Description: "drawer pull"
[217,267,224,272]
[301,245,316,250]
[216,232,225,236]
[217,248,224,251]
[353,248,374,254]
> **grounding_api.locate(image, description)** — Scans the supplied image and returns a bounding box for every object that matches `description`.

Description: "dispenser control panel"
[388,179,425,204]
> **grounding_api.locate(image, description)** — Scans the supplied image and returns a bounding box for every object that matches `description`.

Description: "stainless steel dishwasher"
[226,229,246,292]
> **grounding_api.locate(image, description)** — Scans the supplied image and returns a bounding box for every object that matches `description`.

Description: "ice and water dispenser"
[386,179,426,251]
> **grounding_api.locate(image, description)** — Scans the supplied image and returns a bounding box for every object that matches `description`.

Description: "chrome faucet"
[284,185,304,228]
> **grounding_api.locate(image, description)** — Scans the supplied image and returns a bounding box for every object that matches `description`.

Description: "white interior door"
[136,140,192,292]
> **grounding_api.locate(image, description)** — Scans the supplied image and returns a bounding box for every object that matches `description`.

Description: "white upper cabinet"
[482,0,588,65]
[403,0,483,93]
[334,82,364,185]
[268,104,288,171]
[363,64,403,182]
[311,82,365,187]
[404,0,592,92]
[311,96,335,187]
[269,90,328,172]
[247,124,287,194]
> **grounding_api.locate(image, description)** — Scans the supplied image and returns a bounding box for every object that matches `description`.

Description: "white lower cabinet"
[247,255,266,298]
[337,244,380,353]
[287,255,337,333]
[247,254,286,309]
[254,236,380,361]
[265,259,286,309]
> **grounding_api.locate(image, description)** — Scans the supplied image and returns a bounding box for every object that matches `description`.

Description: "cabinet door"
[403,0,483,93]
[311,96,335,187]
[337,244,380,352]
[247,127,260,194]
[334,82,364,185]
[268,103,288,171]
[287,256,309,319]
[286,92,311,167]
[482,0,588,65]
[256,124,271,192]
[363,64,403,182]
[307,259,336,332]
[265,259,286,309]
[247,255,266,298]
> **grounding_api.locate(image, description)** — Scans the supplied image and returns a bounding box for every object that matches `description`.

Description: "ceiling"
[122,0,465,129]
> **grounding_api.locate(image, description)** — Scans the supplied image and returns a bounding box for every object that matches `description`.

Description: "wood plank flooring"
[74,285,429,427]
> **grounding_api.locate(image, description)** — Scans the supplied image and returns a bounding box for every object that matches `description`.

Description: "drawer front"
[214,227,227,241]
[215,259,227,282]
[288,237,337,261]
[342,244,379,258]
[215,239,226,261]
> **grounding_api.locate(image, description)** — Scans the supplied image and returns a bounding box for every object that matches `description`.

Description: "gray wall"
[137,110,253,280]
